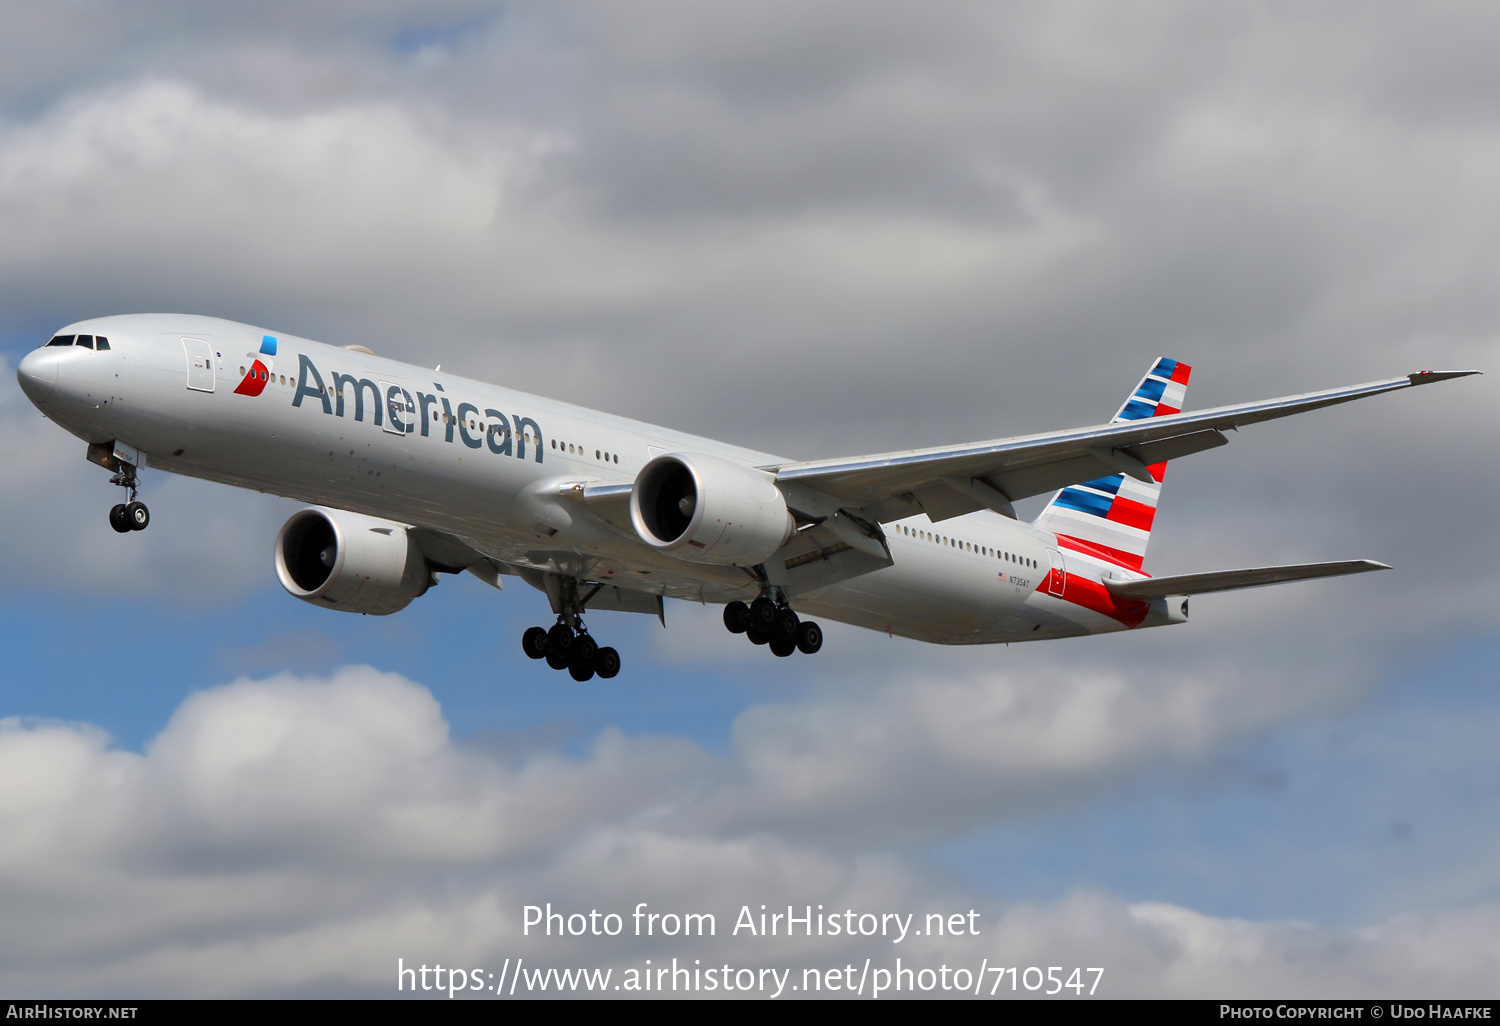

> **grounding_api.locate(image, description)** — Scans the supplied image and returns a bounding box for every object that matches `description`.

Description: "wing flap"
[1104,559,1389,599]
[1117,428,1230,469]
[769,517,895,597]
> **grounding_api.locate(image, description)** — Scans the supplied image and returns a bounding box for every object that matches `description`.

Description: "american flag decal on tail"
[1033,358,1191,572]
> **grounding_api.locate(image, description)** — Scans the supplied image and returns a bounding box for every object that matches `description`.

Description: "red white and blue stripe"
[1034,358,1191,572]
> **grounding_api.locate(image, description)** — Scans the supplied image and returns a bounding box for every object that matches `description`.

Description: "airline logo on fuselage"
[233,335,278,396]
[286,352,545,463]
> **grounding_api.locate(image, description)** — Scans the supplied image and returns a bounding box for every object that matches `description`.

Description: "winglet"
[1407,370,1481,385]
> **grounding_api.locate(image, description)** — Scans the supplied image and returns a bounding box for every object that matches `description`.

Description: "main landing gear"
[522,622,621,682]
[107,463,149,534]
[520,578,620,681]
[722,593,823,657]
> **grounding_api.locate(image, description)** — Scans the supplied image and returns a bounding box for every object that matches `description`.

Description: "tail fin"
[1033,357,1192,572]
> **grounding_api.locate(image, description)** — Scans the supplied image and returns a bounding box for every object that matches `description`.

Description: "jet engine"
[274,507,432,615]
[630,453,794,566]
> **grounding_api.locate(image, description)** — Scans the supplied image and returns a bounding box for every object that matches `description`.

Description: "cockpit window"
[42,333,109,350]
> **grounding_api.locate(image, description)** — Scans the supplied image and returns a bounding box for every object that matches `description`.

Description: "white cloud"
[989,894,1500,999]
[0,667,1497,997]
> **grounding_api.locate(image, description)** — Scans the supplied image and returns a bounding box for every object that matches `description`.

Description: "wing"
[1104,559,1388,599]
[773,370,1478,523]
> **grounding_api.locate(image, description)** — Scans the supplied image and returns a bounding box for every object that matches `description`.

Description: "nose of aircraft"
[16,348,59,406]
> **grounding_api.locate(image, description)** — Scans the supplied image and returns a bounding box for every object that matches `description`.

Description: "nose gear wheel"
[105,461,149,532]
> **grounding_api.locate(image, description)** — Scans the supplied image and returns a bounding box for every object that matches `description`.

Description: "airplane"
[14,314,1478,680]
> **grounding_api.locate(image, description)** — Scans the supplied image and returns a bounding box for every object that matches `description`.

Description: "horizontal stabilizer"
[1104,559,1390,599]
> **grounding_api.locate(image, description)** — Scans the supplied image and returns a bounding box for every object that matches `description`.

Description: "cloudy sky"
[2,0,1498,999]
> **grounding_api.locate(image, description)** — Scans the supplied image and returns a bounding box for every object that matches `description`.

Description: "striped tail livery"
[1033,357,1191,572]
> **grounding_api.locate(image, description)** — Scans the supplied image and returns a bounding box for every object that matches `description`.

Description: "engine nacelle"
[630,453,795,566]
[274,507,431,615]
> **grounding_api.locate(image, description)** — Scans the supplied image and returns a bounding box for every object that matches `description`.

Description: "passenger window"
[47,335,75,347]
[95,336,110,350]
[76,335,94,349]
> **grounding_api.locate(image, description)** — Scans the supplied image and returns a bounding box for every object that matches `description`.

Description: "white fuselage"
[18,314,1167,645]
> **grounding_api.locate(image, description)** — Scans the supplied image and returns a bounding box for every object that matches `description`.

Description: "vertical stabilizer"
[1033,358,1191,571]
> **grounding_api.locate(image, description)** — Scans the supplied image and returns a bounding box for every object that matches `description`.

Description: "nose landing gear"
[723,592,823,657]
[107,463,149,533]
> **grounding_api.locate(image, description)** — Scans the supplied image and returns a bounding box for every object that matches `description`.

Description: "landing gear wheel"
[521,626,549,660]
[568,651,596,682]
[109,504,131,534]
[546,623,575,657]
[772,607,800,642]
[545,649,570,671]
[572,633,598,666]
[723,601,750,634]
[594,647,621,679]
[748,596,777,632]
[125,501,149,531]
[746,627,770,646]
[769,635,797,657]
[795,620,823,655]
